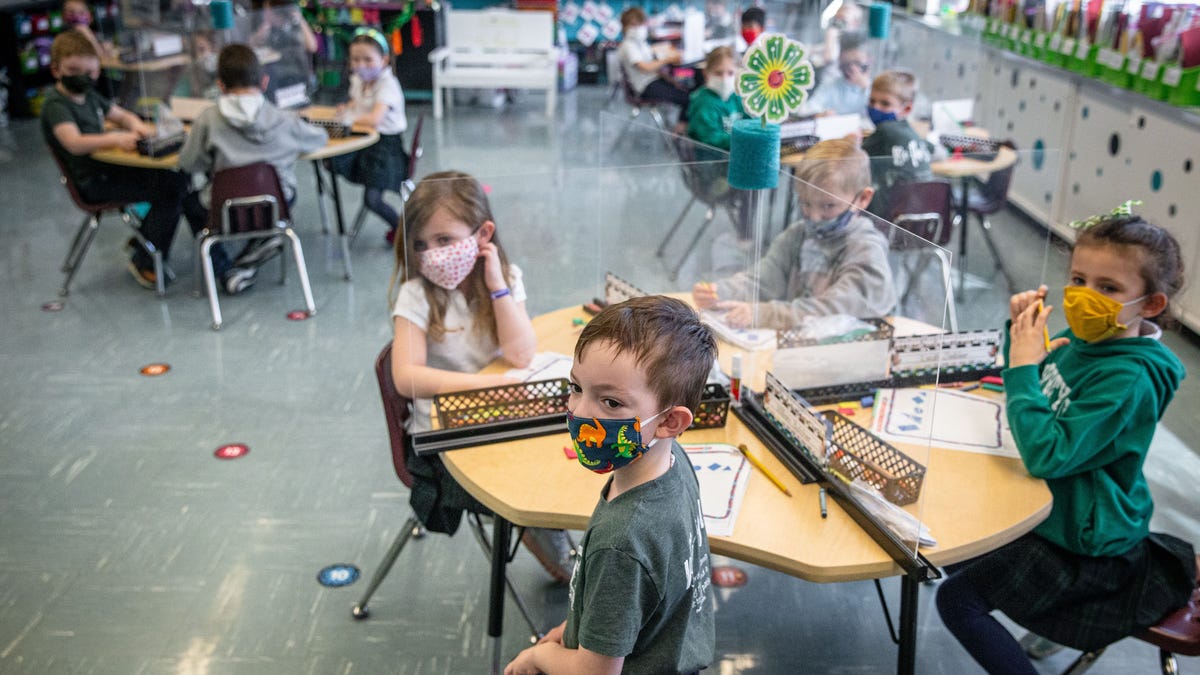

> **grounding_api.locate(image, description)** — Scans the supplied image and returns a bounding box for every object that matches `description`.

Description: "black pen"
[819,487,828,519]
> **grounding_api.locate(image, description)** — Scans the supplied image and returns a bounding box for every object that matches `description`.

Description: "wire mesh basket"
[822,410,926,505]
[777,317,893,349]
[434,379,570,429]
[303,117,351,139]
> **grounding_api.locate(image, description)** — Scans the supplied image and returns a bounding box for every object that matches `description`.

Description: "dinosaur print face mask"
[566,408,669,474]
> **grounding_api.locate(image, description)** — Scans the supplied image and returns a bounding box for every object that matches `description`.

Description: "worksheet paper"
[700,310,776,350]
[505,352,573,382]
[683,444,750,537]
[870,388,1020,458]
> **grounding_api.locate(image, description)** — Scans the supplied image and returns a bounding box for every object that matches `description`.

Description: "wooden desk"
[439,303,1050,674]
[931,144,1020,295]
[92,106,378,281]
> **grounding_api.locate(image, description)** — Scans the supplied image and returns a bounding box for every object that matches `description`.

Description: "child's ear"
[1141,292,1168,318]
[260,74,270,91]
[853,187,874,210]
[50,63,60,79]
[655,406,694,439]
[900,101,914,118]
[476,220,496,243]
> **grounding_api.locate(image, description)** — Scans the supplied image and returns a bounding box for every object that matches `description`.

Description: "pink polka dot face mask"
[419,235,479,290]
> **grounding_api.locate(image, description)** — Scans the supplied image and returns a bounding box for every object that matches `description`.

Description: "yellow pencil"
[738,444,792,497]
[1038,300,1051,351]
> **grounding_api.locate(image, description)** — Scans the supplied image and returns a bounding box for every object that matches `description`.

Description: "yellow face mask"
[1062,286,1146,343]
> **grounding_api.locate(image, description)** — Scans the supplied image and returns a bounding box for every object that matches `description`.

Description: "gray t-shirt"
[564,442,715,673]
[40,87,112,186]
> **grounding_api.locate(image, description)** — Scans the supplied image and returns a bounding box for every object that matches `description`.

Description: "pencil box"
[136,131,186,157]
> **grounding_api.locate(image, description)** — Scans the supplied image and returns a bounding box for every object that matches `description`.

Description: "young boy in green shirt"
[505,296,716,675]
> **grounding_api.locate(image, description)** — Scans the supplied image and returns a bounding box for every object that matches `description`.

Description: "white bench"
[428,9,558,119]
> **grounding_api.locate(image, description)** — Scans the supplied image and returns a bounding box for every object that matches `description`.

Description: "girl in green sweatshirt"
[936,212,1196,674]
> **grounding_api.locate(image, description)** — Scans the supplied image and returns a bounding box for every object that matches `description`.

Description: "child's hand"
[716,300,753,328]
[537,621,566,645]
[129,119,154,139]
[504,646,540,675]
[1008,299,1068,367]
[477,240,507,293]
[109,131,140,151]
[1010,285,1048,324]
[692,281,719,308]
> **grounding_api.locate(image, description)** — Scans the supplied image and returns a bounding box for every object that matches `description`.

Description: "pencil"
[1038,300,1051,351]
[738,444,792,497]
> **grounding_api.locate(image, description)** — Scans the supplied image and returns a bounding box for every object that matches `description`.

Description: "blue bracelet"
[490,288,511,300]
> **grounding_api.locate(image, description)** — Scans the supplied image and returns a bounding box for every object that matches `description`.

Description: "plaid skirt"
[959,531,1195,652]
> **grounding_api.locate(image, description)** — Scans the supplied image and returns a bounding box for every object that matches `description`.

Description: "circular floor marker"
[140,363,171,376]
[317,564,361,588]
[286,310,311,321]
[214,443,250,460]
[711,565,748,588]
[41,301,65,312]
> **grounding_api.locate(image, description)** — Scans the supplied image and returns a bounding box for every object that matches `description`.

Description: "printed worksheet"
[684,444,751,537]
[870,388,1019,458]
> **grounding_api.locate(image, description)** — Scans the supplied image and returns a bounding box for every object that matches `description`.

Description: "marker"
[960,383,981,392]
[982,382,1005,392]
[819,487,828,518]
[730,353,742,402]
[738,444,792,497]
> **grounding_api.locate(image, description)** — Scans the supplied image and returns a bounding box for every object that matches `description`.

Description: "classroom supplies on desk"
[847,478,936,549]
[504,351,573,383]
[937,133,1001,159]
[772,317,893,389]
[136,130,185,157]
[889,329,1003,386]
[411,379,570,456]
[691,383,732,429]
[870,387,1020,458]
[603,271,646,305]
[824,409,926,505]
[683,443,751,537]
[700,309,777,350]
[301,117,352,139]
[738,443,791,496]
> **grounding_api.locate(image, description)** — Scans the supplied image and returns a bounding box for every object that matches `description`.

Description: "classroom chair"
[655,136,746,281]
[351,342,543,641]
[884,180,960,333]
[1061,554,1200,674]
[194,162,316,330]
[347,114,425,244]
[608,50,672,154]
[50,153,168,297]
[957,139,1019,295]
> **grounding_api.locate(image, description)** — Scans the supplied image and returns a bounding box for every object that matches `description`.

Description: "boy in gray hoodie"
[179,44,327,295]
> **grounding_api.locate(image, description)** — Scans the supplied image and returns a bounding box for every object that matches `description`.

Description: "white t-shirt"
[391,264,527,432]
[618,39,659,96]
[349,68,407,135]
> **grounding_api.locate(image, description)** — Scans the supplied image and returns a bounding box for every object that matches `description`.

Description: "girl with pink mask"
[329,29,408,244]
[386,172,574,581]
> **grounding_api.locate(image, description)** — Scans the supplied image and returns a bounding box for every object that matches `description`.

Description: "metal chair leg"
[283,229,317,317]
[199,237,224,330]
[656,196,697,257]
[348,203,369,243]
[933,248,960,333]
[1158,648,1179,675]
[60,213,101,296]
[1060,647,1105,675]
[351,514,422,620]
[669,207,717,281]
[468,514,542,642]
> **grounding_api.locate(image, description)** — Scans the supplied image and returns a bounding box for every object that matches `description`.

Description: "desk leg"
[328,167,354,281]
[897,574,920,675]
[782,166,796,232]
[312,160,332,236]
[489,516,511,675]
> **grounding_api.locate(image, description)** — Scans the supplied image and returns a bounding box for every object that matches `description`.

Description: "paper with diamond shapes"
[683,444,750,537]
[870,388,1019,458]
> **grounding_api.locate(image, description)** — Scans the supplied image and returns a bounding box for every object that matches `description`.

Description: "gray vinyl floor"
[0,84,1196,674]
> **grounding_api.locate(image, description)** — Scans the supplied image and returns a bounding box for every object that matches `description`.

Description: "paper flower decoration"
[1068,199,1142,229]
[735,33,815,124]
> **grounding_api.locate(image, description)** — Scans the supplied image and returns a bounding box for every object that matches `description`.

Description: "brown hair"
[574,296,717,412]
[390,171,514,344]
[1074,214,1185,310]
[872,69,918,104]
[794,139,872,197]
[50,30,98,66]
[703,46,735,73]
[217,44,263,89]
[620,7,646,28]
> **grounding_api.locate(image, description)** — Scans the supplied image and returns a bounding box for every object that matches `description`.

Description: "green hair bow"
[1068,199,1142,230]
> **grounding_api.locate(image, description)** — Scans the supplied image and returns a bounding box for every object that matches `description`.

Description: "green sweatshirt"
[687,87,744,152]
[1002,323,1185,557]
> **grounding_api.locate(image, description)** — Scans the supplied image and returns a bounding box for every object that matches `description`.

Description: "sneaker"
[1019,633,1066,660]
[233,236,284,268]
[521,528,575,584]
[222,267,257,295]
[126,260,157,289]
